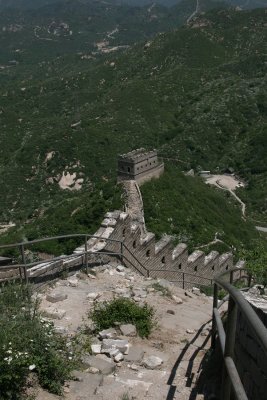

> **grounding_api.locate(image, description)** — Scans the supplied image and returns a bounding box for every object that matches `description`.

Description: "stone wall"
[0,208,242,288]
[234,292,267,400]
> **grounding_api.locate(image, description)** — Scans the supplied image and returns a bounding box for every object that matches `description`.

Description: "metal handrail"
[211,266,267,400]
[0,233,122,250]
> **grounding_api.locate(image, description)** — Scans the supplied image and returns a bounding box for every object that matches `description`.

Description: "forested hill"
[0,5,266,254]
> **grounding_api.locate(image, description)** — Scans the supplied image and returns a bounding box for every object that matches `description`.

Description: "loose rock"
[99,328,117,339]
[143,355,163,369]
[46,292,68,303]
[120,324,137,337]
[172,295,183,304]
[42,308,66,320]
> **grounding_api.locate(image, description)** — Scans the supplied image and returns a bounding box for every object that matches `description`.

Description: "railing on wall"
[211,267,267,400]
[0,234,216,289]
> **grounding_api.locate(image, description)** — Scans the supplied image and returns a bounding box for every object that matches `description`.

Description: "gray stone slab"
[125,346,144,363]
[82,355,115,375]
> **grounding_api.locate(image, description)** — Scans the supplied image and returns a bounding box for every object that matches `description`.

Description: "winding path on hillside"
[187,0,200,24]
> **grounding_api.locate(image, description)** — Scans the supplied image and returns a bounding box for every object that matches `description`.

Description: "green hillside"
[0,5,266,255]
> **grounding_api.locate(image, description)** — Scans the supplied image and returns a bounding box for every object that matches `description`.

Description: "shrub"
[90,298,155,338]
[0,282,72,399]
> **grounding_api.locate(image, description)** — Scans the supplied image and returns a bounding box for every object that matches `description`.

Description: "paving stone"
[81,355,115,375]
[114,352,124,362]
[87,292,101,300]
[42,308,66,320]
[157,279,173,290]
[172,295,183,304]
[143,355,163,369]
[186,329,195,334]
[120,324,137,337]
[68,277,79,287]
[46,291,68,303]
[125,346,144,363]
[91,344,102,355]
[116,265,125,272]
[102,339,129,354]
[99,328,117,339]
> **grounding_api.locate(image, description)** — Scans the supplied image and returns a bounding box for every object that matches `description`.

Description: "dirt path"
[205,175,246,219]
[35,264,213,400]
[187,0,200,24]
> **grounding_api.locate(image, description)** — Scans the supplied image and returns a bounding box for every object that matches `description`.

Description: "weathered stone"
[102,339,129,354]
[120,324,137,337]
[46,291,68,303]
[87,292,101,301]
[109,348,120,358]
[82,355,115,375]
[157,279,173,290]
[147,287,155,293]
[54,326,69,335]
[42,308,66,320]
[116,265,125,273]
[114,352,124,362]
[186,329,195,334]
[132,288,147,298]
[185,291,194,298]
[99,328,117,339]
[143,355,163,369]
[172,295,183,304]
[192,287,201,296]
[86,366,99,374]
[125,346,144,363]
[88,273,96,279]
[68,277,79,287]
[114,288,130,296]
[91,344,102,355]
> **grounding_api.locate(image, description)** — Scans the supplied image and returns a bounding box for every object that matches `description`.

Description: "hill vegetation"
[0,3,266,255]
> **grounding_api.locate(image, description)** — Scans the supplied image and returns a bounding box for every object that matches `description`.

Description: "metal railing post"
[222,296,238,400]
[84,236,88,274]
[120,242,123,265]
[182,272,185,289]
[20,243,28,284]
[230,271,234,284]
[211,283,218,349]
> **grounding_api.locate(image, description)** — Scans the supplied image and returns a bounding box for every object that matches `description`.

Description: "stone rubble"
[36,262,213,400]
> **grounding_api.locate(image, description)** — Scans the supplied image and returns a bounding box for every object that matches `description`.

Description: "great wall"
[0,149,267,400]
[0,149,244,287]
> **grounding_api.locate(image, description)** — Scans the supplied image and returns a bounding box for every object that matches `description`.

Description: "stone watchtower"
[117,148,164,185]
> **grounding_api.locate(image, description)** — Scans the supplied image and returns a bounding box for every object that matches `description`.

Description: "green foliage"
[0,5,266,255]
[141,164,263,253]
[0,283,72,399]
[240,243,267,287]
[152,282,172,297]
[90,297,155,338]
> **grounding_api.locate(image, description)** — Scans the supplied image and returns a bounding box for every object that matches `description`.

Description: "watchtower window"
[122,228,126,239]
[146,249,150,258]
[161,256,166,264]
[194,266,198,272]
[133,240,136,249]
[178,263,182,270]
[226,265,229,270]
[212,265,215,271]
[127,167,131,173]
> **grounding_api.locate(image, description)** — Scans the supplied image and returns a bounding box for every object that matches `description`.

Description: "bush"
[90,298,155,338]
[0,283,72,399]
